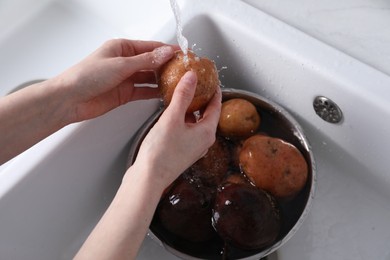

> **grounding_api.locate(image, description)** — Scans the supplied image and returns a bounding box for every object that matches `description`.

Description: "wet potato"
[158,50,220,113]
[218,98,261,138]
[239,135,308,199]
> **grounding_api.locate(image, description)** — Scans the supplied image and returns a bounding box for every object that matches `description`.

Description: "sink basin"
[1,0,390,259]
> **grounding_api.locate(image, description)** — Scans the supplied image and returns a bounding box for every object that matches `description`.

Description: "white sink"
[1,0,390,259]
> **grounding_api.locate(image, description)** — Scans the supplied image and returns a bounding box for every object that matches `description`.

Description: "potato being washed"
[158,50,220,113]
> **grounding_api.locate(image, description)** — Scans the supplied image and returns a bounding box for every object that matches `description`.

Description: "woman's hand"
[131,71,222,190]
[0,39,177,164]
[54,39,176,123]
[76,71,221,260]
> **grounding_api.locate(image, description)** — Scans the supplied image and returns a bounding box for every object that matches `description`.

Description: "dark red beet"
[157,176,216,242]
[212,183,281,250]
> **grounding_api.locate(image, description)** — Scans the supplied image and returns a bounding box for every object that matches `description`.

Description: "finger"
[120,39,172,56]
[200,148,209,158]
[167,71,197,118]
[199,86,222,126]
[99,39,166,57]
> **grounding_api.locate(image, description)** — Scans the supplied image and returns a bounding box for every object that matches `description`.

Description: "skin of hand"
[75,71,222,260]
[0,39,177,164]
[53,39,178,123]
[0,37,222,258]
[134,71,222,188]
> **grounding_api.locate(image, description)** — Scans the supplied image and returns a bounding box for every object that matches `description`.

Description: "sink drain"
[313,96,343,124]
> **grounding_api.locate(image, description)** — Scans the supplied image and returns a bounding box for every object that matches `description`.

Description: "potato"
[239,135,308,199]
[218,98,260,138]
[158,50,219,113]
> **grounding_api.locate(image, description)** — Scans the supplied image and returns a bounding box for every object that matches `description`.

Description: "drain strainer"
[313,96,343,124]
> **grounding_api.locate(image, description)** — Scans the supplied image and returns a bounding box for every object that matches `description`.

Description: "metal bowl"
[127,88,316,259]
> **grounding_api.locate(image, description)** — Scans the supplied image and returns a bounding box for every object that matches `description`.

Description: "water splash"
[170,0,188,58]
[218,66,228,73]
[191,43,202,53]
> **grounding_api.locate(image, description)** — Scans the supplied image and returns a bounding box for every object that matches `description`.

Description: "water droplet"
[218,66,228,73]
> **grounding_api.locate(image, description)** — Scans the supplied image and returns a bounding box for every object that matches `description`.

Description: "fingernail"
[153,46,173,64]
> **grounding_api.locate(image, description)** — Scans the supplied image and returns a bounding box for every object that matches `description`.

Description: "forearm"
[0,40,175,165]
[0,78,71,164]
[75,162,166,260]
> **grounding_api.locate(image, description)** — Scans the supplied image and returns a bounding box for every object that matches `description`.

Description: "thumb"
[167,71,197,117]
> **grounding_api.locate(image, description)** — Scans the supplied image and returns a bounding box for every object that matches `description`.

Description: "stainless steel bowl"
[127,88,316,259]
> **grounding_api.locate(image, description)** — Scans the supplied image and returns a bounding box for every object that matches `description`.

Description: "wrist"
[42,76,76,126]
[123,161,171,198]
[0,78,73,163]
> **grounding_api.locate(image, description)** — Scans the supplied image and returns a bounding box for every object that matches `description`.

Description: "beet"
[157,176,216,242]
[212,183,281,250]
